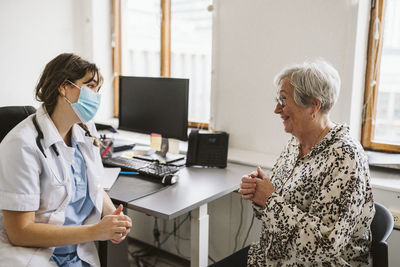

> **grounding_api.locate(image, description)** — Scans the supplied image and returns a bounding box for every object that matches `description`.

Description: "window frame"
[361,0,400,152]
[112,0,210,130]
[112,0,122,118]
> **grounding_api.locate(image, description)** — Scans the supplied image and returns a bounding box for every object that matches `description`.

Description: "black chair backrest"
[0,106,36,143]
[371,202,394,267]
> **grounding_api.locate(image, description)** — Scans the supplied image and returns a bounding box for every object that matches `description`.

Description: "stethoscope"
[32,114,92,157]
[32,113,94,186]
[32,114,70,185]
[32,114,59,158]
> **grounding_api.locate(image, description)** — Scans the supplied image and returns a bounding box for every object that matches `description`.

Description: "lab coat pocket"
[45,184,68,211]
[40,175,69,212]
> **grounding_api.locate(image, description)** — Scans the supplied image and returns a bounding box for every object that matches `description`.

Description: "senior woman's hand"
[239,172,257,200]
[252,167,275,207]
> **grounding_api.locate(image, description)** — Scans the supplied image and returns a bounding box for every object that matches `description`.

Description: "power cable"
[241,214,255,248]
[233,195,244,252]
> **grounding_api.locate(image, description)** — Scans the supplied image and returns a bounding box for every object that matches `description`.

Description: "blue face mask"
[64,81,101,123]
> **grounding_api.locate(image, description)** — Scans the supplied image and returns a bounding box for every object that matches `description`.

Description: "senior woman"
[214,60,375,267]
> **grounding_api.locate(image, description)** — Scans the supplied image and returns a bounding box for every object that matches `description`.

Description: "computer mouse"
[161,174,179,185]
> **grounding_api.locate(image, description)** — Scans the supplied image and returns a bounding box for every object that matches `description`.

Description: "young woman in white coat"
[0,53,132,267]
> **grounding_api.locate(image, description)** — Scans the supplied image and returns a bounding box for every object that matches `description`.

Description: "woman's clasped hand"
[240,167,275,207]
[93,204,132,244]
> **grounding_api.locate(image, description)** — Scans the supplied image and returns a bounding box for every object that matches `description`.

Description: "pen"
[120,171,139,175]
[101,145,112,158]
[101,141,113,158]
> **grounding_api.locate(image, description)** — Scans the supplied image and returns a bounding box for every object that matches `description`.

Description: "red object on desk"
[101,145,112,158]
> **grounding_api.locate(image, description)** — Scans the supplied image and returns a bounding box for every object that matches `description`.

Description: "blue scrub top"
[51,138,95,266]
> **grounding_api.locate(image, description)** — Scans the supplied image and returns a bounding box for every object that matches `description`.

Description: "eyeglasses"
[67,80,101,93]
[275,96,286,108]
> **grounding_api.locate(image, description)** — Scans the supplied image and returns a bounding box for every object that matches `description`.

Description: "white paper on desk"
[102,167,121,190]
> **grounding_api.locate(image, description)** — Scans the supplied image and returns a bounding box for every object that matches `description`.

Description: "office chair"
[0,106,36,143]
[371,202,394,267]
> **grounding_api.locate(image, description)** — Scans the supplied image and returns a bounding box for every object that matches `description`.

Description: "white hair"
[274,59,341,112]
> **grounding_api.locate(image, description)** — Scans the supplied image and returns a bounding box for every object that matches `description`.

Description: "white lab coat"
[0,105,104,267]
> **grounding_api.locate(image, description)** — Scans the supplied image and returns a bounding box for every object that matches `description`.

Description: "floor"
[127,238,190,267]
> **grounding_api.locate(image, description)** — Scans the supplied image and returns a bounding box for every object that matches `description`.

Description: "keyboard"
[103,156,179,180]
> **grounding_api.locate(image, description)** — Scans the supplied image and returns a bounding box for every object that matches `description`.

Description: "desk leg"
[190,204,209,267]
[99,239,129,267]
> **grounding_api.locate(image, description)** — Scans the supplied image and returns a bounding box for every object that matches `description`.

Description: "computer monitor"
[118,76,189,141]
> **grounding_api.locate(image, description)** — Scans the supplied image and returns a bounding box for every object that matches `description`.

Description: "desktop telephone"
[186,129,229,168]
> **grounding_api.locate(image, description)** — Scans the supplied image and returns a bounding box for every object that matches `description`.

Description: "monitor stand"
[153,151,185,164]
[135,137,184,164]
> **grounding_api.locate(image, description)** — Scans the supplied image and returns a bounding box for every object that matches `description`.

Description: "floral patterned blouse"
[247,124,375,266]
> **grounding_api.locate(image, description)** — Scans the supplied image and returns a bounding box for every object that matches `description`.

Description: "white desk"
[108,163,255,267]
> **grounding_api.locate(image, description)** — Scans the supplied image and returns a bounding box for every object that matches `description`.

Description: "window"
[362,0,400,152]
[171,0,212,123]
[112,0,213,128]
[121,0,161,77]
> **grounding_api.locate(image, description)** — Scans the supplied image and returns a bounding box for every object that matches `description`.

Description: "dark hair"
[35,53,103,115]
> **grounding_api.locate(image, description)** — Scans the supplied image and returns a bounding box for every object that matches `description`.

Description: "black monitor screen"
[119,76,189,141]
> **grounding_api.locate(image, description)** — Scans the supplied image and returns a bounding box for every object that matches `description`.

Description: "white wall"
[91,0,114,121]
[211,0,370,161]
[0,0,76,108]
[0,0,113,120]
